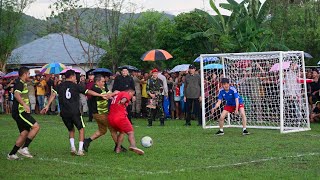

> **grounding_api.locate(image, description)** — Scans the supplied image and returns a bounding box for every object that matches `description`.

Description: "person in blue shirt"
[211,78,250,136]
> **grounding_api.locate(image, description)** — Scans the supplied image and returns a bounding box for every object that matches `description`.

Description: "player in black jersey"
[7,67,40,160]
[42,70,110,156]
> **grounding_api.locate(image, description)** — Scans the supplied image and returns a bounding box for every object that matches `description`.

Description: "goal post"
[200,51,311,133]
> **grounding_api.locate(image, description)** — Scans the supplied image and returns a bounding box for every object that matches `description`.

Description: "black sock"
[9,145,20,155]
[88,138,92,143]
[22,138,33,148]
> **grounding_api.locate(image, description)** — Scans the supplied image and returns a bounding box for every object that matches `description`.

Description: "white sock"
[79,141,84,151]
[220,128,224,132]
[70,138,75,150]
[243,128,246,131]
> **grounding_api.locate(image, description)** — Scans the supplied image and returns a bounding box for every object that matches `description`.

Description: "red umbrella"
[141,49,173,61]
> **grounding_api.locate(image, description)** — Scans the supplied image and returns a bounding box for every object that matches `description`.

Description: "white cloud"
[24,0,265,19]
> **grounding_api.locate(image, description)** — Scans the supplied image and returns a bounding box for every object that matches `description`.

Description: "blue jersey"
[218,86,243,106]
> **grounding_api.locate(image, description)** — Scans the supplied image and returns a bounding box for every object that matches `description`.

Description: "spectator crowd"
[1,65,319,124]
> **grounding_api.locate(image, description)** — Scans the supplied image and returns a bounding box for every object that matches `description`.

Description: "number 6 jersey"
[52,81,88,116]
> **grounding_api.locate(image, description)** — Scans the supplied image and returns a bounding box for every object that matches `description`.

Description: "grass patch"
[0,114,320,179]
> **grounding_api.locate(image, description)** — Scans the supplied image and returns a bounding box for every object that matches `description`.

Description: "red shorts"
[224,104,244,113]
[108,115,133,133]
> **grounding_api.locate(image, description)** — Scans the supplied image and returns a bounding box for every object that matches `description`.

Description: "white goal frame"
[200,51,311,133]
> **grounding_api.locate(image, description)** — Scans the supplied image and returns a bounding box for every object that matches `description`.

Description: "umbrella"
[203,64,224,70]
[304,52,313,59]
[194,56,219,63]
[93,68,113,75]
[141,49,173,61]
[40,62,67,74]
[118,65,139,71]
[60,68,81,75]
[0,71,5,77]
[170,64,190,73]
[4,71,18,78]
[269,61,292,72]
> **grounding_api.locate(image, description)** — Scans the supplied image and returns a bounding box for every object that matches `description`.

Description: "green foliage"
[0,0,28,71]
[0,114,320,179]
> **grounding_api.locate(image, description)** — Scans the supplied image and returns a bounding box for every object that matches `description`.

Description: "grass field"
[0,114,320,179]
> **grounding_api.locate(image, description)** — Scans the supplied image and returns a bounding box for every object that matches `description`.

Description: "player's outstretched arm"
[41,91,56,114]
[86,89,108,99]
[211,100,222,114]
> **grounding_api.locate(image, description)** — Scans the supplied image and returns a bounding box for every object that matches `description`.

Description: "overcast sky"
[25,0,236,20]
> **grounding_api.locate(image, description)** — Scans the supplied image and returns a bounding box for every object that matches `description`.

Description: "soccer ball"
[141,136,153,148]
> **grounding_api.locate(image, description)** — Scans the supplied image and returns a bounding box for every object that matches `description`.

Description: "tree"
[0,0,35,72]
[188,0,288,53]
[48,0,105,70]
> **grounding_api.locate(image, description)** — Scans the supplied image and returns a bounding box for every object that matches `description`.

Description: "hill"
[18,8,175,47]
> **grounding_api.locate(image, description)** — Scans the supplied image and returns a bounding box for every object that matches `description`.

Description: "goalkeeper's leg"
[239,108,250,135]
[216,110,229,135]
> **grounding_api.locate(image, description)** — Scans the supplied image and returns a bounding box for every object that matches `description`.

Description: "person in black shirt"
[7,67,40,160]
[112,67,135,123]
[42,70,109,156]
[311,101,320,122]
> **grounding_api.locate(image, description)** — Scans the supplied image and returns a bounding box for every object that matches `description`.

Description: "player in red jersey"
[108,88,144,155]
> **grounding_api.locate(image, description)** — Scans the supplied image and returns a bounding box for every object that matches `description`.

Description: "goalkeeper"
[211,78,250,136]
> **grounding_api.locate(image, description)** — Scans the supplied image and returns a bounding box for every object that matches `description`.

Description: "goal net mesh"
[200,51,310,133]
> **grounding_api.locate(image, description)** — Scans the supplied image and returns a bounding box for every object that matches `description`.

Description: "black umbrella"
[118,65,139,71]
[93,68,112,74]
[304,52,313,59]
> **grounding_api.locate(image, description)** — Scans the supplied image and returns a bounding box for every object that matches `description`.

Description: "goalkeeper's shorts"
[224,104,244,113]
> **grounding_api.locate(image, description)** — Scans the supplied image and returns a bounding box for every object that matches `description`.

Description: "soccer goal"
[200,51,310,133]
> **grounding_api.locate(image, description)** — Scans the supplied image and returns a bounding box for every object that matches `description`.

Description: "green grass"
[0,114,320,179]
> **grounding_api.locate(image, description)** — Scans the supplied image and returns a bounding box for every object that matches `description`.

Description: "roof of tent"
[7,33,106,65]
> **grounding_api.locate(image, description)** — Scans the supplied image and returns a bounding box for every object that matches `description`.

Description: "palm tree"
[188,0,288,52]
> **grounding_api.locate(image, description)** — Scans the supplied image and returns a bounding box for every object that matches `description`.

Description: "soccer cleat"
[215,130,224,136]
[18,147,33,158]
[113,145,128,152]
[7,154,19,160]
[70,148,77,156]
[83,138,91,152]
[243,130,250,135]
[129,147,144,155]
[77,150,85,156]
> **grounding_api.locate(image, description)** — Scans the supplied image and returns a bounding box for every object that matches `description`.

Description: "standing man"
[27,77,36,114]
[184,65,202,126]
[211,78,250,135]
[141,72,149,117]
[42,70,109,156]
[47,74,56,114]
[131,71,142,118]
[7,67,40,160]
[35,74,47,113]
[86,72,95,122]
[112,67,135,123]
[79,74,88,116]
[147,69,165,126]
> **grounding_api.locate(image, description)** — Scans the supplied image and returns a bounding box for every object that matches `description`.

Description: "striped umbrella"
[40,63,67,74]
[0,71,5,77]
[60,68,81,75]
[4,71,18,78]
[141,49,173,61]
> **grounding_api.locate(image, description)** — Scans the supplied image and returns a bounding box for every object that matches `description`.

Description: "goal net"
[200,51,310,133]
